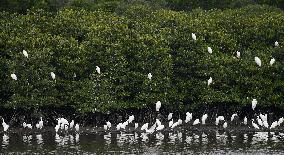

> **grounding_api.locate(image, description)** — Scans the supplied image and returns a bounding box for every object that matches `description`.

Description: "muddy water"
[1,127,284,154]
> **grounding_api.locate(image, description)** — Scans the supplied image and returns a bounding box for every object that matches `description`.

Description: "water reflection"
[1,129,284,154]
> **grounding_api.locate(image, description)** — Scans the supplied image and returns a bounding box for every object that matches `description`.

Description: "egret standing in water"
[156,101,161,112]
[96,66,101,74]
[50,72,56,80]
[208,47,213,54]
[255,57,261,67]
[22,50,28,58]
[192,33,197,41]
[11,74,17,80]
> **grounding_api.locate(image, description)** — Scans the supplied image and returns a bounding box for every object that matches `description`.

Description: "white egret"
[208,77,212,86]
[156,119,162,127]
[11,74,17,80]
[106,121,111,128]
[193,119,200,125]
[168,113,173,121]
[128,115,134,123]
[270,58,275,66]
[75,123,79,132]
[96,66,101,74]
[208,47,213,54]
[55,125,59,132]
[275,41,279,47]
[201,114,208,124]
[177,119,182,125]
[257,116,263,126]
[260,113,267,122]
[171,121,179,129]
[104,125,108,130]
[255,57,261,67]
[169,119,174,128]
[236,51,240,58]
[231,114,238,122]
[36,123,40,129]
[141,123,149,131]
[147,73,152,80]
[252,99,257,110]
[23,122,27,128]
[69,120,74,128]
[278,117,284,126]
[252,120,259,129]
[223,122,227,129]
[156,101,161,112]
[26,124,32,129]
[244,117,248,125]
[38,117,43,129]
[215,117,220,125]
[2,118,9,132]
[146,123,156,133]
[270,121,278,129]
[156,124,164,131]
[50,72,56,80]
[134,123,139,129]
[185,112,192,123]
[192,33,197,41]
[22,50,28,58]
[116,123,122,130]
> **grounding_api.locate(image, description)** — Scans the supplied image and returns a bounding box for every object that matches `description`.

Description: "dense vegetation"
[0,1,284,119]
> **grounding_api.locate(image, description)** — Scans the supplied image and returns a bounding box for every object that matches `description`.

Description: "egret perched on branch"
[50,72,56,80]
[201,114,208,124]
[191,33,197,41]
[275,41,279,47]
[70,120,74,128]
[236,51,240,58]
[208,77,213,86]
[193,119,200,125]
[141,123,149,131]
[156,101,161,112]
[2,118,9,132]
[252,120,259,129]
[270,58,275,66]
[75,123,79,132]
[22,50,28,58]
[11,74,17,80]
[231,114,238,121]
[147,73,152,80]
[244,117,248,125]
[168,113,173,121]
[254,57,261,67]
[270,121,278,129]
[208,47,213,54]
[252,99,257,110]
[96,66,101,74]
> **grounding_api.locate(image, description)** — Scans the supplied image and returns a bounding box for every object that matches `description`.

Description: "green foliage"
[0,5,283,114]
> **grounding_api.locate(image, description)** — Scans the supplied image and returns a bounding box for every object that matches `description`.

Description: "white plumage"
[168,113,173,121]
[75,123,79,132]
[2,118,9,132]
[270,121,278,129]
[147,73,152,80]
[193,119,200,125]
[156,124,164,131]
[236,51,240,58]
[38,117,43,129]
[278,117,284,126]
[252,99,257,110]
[201,114,208,124]
[11,73,17,80]
[208,77,213,86]
[106,121,111,128]
[231,113,238,122]
[185,112,192,123]
[141,123,149,131]
[270,58,275,66]
[275,41,279,47]
[156,101,161,112]
[192,33,197,41]
[128,115,134,123]
[69,120,74,128]
[96,66,101,74]
[252,120,259,129]
[223,122,227,129]
[169,120,174,128]
[134,123,139,129]
[244,117,248,125]
[22,50,28,58]
[208,47,213,54]
[255,57,261,67]
[50,72,56,80]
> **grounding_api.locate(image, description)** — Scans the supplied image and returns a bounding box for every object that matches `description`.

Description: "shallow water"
[1,129,284,154]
